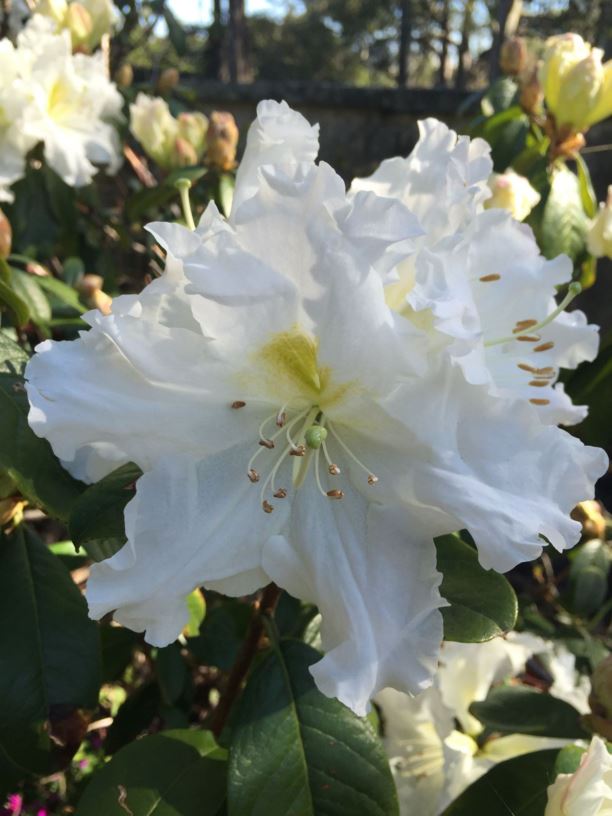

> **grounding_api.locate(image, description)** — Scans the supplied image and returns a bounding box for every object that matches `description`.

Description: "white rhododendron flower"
[0,15,122,196]
[545,737,612,816]
[588,186,612,260]
[26,101,606,715]
[378,636,587,816]
[485,169,541,221]
[353,120,598,426]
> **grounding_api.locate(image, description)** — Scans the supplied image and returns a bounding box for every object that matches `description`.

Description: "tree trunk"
[438,0,451,87]
[398,0,412,87]
[489,0,523,80]
[227,0,251,82]
[0,0,10,40]
[455,0,475,89]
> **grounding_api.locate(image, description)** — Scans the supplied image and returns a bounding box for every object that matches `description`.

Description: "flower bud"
[484,170,540,221]
[0,209,12,260]
[541,33,612,133]
[500,37,527,77]
[588,186,612,260]
[177,112,209,159]
[35,0,68,25]
[571,499,607,540]
[65,2,94,51]
[171,136,199,168]
[80,0,117,50]
[519,67,543,116]
[157,68,180,95]
[206,111,239,172]
[114,63,134,88]
[129,93,178,168]
[77,273,112,315]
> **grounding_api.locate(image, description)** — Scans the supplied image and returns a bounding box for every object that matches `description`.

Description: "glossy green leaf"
[184,588,206,637]
[69,461,141,559]
[469,685,587,738]
[228,639,399,816]
[443,750,559,815]
[435,533,518,642]
[540,165,588,262]
[77,729,227,815]
[568,539,610,617]
[35,274,85,313]
[189,601,251,670]
[0,277,30,326]
[11,268,51,326]
[575,153,597,219]
[0,332,29,374]
[0,526,100,781]
[0,373,85,519]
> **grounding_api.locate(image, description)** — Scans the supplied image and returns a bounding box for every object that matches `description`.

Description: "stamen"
[485,283,581,348]
[513,319,538,333]
[314,448,328,498]
[517,363,538,373]
[248,469,260,483]
[174,178,196,231]
[530,398,551,405]
[259,439,275,449]
[246,408,309,481]
[516,335,541,342]
[321,438,341,475]
[327,421,378,486]
[273,488,287,499]
[528,380,550,387]
[231,400,246,409]
[262,500,274,514]
[533,341,555,353]
[276,411,287,427]
[327,489,344,500]
[289,445,306,457]
[479,274,501,282]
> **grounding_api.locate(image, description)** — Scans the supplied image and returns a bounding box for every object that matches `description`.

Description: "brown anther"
[273,488,287,499]
[517,363,538,373]
[529,380,549,387]
[289,445,306,457]
[231,400,246,409]
[248,469,260,483]
[513,319,538,332]
[276,411,287,427]
[516,335,541,342]
[535,367,555,376]
[530,398,550,406]
[259,439,275,449]
[367,475,379,485]
[262,500,274,514]
[328,464,341,476]
[326,489,344,500]
[479,274,501,282]
[533,341,555,352]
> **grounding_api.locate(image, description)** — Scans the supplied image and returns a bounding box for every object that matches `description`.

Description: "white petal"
[262,478,444,716]
[86,446,290,644]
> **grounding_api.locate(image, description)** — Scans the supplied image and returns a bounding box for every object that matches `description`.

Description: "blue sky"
[167,0,281,25]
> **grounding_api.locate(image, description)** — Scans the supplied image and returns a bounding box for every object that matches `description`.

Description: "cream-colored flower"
[545,737,612,815]
[587,187,612,259]
[129,93,178,168]
[485,169,541,221]
[541,33,612,132]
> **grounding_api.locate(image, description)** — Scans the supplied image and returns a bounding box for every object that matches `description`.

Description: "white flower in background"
[545,737,612,815]
[34,0,117,51]
[26,101,606,715]
[485,169,541,221]
[353,121,598,426]
[0,41,37,202]
[378,635,588,816]
[588,186,612,260]
[18,16,123,186]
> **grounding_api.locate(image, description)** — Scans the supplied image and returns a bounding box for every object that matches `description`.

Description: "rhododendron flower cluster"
[26,100,607,717]
[0,15,122,202]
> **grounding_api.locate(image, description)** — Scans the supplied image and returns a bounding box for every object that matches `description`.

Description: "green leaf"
[77,729,227,815]
[568,539,610,617]
[35,274,85,313]
[11,268,52,326]
[443,750,559,815]
[469,685,587,739]
[435,533,518,642]
[188,601,251,671]
[476,106,529,172]
[0,526,100,781]
[0,332,29,374]
[540,165,588,262]
[0,373,85,519]
[184,588,206,637]
[0,277,30,326]
[565,328,612,447]
[100,624,138,683]
[156,643,188,705]
[228,639,399,816]
[69,462,141,559]
[575,153,597,219]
